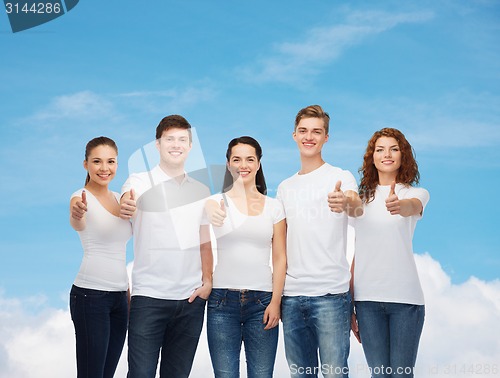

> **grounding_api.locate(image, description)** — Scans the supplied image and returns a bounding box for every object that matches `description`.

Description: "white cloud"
[0,254,498,377]
[239,10,434,85]
[30,91,118,123]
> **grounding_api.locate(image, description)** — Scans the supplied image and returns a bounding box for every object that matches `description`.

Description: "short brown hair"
[294,105,330,134]
[156,115,192,142]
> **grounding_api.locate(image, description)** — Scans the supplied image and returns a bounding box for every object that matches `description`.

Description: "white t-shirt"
[71,189,132,291]
[277,163,358,296]
[210,194,285,292]
[352,184,430,305]
[121,165,210,300]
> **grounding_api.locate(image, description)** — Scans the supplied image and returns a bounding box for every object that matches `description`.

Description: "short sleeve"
[121,173,149,199]
[402,186,430,219]
[340,170,358,193]
[71,189,84,200]
[269,197,285,224]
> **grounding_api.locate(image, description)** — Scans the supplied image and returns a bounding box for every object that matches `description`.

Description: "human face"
[293,117,329,158]
[373,136,401,177]
[83,145,117,187]
[227,143,260,186]
[156,127,192,167]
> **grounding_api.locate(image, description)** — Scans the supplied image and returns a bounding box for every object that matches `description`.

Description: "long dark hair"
[84,136,118,186]
[359,128,419,203]
[222,136,267,195]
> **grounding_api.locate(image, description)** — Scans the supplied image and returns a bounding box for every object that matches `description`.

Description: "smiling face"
[293,117,329,158]
[227,143,260,185]
[83,144,117,187]
[156,127,192,168]
[373,136,402,178]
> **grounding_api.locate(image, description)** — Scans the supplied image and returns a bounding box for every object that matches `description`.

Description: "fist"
[71,190,87,220]
[120,189,137,219]
[327,181,347,213]
[208,199,227,227]
[385,181,400,215]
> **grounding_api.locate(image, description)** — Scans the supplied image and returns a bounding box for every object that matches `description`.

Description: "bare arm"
[385,182,423,217]
[264,219,287,330]
[345,190,364,218]
[350,256,361,343]
[327,182,364,217]
[189,224,213,302]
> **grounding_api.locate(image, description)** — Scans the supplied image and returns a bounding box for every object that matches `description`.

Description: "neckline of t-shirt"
[84,189,122,219]
[224,194,268,217]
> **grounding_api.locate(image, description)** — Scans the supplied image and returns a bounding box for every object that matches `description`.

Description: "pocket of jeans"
[208,290,225,309]
[256,292,273,309]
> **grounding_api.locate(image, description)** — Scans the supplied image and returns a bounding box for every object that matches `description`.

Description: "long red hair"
[359,128,420,203]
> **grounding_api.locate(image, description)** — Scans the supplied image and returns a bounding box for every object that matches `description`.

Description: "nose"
[384,149,392,158]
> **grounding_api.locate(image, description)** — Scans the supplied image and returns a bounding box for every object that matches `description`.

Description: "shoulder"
[265,196,285,220]
[398,185,430,208]
[71,188,85,199]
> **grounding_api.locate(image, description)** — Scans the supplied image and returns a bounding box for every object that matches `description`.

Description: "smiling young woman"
[69,136,132,378]
[351,128,430,378]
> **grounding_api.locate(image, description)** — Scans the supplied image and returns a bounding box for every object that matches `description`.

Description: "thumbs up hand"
[206,198,227,227]
[120,188,137,220]
[71,190,88,220]
[328,180,347,213]
[385,181,400,215]
[208,199,227,227]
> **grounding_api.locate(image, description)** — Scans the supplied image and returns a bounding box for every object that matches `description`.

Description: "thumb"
[81,190,87,205]
[129,188,135,201]
[334,180,342,192]
[220,199,226,212]
[389,181,396,197]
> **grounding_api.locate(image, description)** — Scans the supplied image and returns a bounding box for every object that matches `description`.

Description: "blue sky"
[0,0,499,316]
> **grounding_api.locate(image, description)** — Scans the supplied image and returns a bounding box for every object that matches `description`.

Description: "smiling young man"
[120,115,212,378]
[277,105,362,378]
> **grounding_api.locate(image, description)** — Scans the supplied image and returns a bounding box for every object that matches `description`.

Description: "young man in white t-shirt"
[120,115,213,378]
[277,105,362,378]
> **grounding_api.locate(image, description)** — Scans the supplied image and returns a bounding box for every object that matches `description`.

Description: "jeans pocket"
[208,290,226,309]
[256,291,273,309]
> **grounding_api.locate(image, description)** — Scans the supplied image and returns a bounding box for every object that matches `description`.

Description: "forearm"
[271,220,287,304]
[345,190,363,217]
[399,198,423,217]
[200,242,213,285]
[69,216,85,231]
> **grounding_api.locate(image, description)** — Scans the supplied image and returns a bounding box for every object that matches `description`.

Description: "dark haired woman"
[205,136,286,378]
[351,128,429,378]
[69,136,132,378]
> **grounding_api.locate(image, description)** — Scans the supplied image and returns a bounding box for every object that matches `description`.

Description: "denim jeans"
[207,289,279,378]
[127,295,206,378]
[355,301,425,378]
[281,292,352,378]
[69,285,128,378]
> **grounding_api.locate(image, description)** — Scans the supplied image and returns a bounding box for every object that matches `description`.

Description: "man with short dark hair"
[120,115,212,378]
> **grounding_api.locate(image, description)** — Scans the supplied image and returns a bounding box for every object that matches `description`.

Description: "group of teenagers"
[69,104,430,378]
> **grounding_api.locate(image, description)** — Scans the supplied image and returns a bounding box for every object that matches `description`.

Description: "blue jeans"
[69,285,128,378]
[207,289,279,378]
[281,292,352,378]
[127,295,206,378]
[355,301,425,378]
